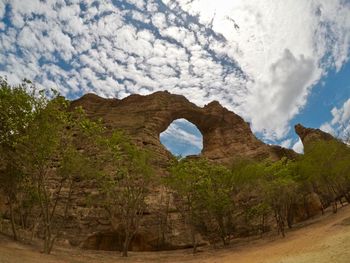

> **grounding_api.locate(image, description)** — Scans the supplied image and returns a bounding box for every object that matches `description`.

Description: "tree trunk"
[287,205,294,229]
[218,218,228,246]
[43,212,53,254]
[281,227,285,237]
[19,203,25,230]
[332,201,337,214]
[191,225,197,254]
[260,214,265,237]
[275,211,285,238]
[122,228,131,257]
[303,196,310,218]
[48,235,57,254]
[8,198,18,241]
[43,225,51,254]
[122,237,131,257]
[31,221,39,241]
[279,218,285,238]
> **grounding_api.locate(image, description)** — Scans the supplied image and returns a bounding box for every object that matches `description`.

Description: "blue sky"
[1,0,350,156]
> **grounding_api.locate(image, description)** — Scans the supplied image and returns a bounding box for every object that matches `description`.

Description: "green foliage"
[17,95,85,253]
[94,131,154,257]
[262,159,298,234]
[0,77,106,253]
[0,77,38,240]
[167,158,236,247]
[168,157,301,239]
[166,158,206,252]
[0,77,36,149]
[198,162,234,245]
[298,140,350,206]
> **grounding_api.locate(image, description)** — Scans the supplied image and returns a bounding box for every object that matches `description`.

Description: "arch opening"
[160,118,203,157]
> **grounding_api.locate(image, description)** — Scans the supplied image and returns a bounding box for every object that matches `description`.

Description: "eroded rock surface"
[71,91,296,165]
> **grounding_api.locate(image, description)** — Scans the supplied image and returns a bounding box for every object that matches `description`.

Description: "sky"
[0,0,350,157]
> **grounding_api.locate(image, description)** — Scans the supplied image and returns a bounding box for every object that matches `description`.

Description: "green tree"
[230,160,270,236]
[97,131,154,257]
[167,158,206,253]
[18,94,98,254]
[0,77,36,240]
[299,140,350,213]
[198,162,234,246]
[263,159,298,236]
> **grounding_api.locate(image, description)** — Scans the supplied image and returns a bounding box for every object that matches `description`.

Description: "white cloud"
[0,1,5,20]
[320,122,336,136]
[321,98,350,139]
[337,99,350,125]
[246,49,321,139]
[292,139,304,154]
[0,0,349,145]
[152,12,167,29]
[177,0,350,139]
[280,138,292,149]
[160,119,203,150]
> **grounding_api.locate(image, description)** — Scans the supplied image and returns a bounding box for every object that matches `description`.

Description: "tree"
[299,140,350,213]
[198,162,235,246]
[97,131,154,257]
[0,77,36,240]
[263,159,298,236]
[229,159,270,236]
[18,94,98,254]
[167,158,206,253]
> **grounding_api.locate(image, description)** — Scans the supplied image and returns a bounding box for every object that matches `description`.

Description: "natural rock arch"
[71,91,296,166]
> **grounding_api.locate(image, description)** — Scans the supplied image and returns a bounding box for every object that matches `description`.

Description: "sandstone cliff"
[71,91,296,166]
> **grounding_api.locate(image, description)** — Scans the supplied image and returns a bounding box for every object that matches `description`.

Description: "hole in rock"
[160,119,203,158]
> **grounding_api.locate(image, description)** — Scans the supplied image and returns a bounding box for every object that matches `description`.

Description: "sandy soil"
[1,205,350,263]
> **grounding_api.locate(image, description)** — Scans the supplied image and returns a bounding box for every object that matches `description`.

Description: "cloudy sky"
[1,0,350,156]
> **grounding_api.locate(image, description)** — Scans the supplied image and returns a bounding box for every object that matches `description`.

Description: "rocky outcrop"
[59,91,302,250]
[1,91,301,252]
[71,91,296,166]
[295,124,334,144]
[294,124,336,153]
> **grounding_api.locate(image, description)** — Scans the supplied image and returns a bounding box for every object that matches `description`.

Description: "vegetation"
[96,131,154,257]
[167,159,206,253]
[167,141,350,246]
[0,77,153,255]
[1,76,350,257]
[0,78,36,241]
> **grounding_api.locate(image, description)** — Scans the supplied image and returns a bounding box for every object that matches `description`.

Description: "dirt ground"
[1,205,350,263]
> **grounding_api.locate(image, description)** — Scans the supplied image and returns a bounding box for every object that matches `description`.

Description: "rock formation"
[1,91,302,252]
[58,91,302,251]
[71,91,296,166]
[294,123,336,153]
[295,123,335,143]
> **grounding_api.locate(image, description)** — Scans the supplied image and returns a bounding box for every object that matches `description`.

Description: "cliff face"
[71,91,296,166]
[57,91,299,250]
